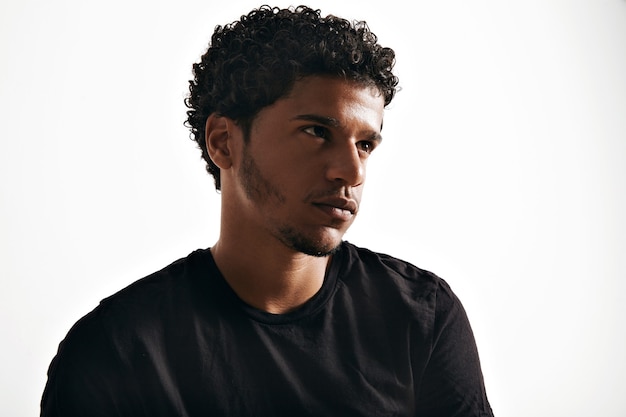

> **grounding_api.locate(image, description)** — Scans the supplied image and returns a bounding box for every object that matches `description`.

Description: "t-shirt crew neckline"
[202,243,346,325]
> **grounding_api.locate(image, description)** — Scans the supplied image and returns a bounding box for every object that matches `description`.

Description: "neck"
[210,236,331,314]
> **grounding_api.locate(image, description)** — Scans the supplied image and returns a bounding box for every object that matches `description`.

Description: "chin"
[278,226,344,257]
[297,241,342,257]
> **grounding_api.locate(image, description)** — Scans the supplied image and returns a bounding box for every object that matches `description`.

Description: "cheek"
[265,153,318,182]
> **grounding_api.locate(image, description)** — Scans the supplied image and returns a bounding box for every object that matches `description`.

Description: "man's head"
[185,5,398,190]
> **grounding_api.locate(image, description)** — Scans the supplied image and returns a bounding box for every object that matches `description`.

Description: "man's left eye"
[358,141,375,154]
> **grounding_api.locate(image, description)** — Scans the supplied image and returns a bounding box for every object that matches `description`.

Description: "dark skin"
[206,76,385,314]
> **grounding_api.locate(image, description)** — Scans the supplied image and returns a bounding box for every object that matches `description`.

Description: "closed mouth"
[312,198,358,221]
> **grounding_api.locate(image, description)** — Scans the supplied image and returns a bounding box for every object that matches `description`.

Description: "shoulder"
[102,248,211,304]
[337,242,462,319]
[57,248,214,357]
[338,242,470,327]
[340,241,442,295]
[97,248,212,317]
[42,249,215,414]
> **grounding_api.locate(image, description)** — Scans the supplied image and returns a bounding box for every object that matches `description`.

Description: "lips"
[312,198,358,221]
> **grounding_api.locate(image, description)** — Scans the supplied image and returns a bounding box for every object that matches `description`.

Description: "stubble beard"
[239,147,341,257]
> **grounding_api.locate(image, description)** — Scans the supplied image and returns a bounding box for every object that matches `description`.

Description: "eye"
[357,140,376,154]
[303,125,329,139]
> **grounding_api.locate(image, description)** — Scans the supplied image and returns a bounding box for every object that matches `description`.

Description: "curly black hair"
[185,5,399,190]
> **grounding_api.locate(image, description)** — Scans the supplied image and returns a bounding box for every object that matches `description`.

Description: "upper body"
[42,5,493,415]
[42,242,493,416]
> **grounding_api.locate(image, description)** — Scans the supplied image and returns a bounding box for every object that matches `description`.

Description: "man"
[42,5,493,416]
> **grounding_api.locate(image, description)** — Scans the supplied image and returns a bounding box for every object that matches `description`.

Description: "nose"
[325,142,365,186]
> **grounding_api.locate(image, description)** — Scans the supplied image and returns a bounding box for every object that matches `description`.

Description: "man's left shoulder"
[340,241,441,295]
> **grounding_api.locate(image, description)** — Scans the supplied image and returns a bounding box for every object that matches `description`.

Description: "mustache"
[304,187,357,200]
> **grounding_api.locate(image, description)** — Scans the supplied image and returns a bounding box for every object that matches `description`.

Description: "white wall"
[1,0,625,415]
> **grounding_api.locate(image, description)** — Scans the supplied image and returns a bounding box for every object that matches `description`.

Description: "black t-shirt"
[41,242,493,416]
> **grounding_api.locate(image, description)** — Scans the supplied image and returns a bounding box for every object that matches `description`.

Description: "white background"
[1,0,625,415]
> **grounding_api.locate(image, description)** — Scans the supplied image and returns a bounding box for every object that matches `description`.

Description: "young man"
[42,6,493,416]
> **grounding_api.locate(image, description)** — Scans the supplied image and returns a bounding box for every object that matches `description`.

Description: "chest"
[137,306,419,416]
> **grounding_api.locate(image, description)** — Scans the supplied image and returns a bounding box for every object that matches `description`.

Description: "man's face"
[229,76,385,256]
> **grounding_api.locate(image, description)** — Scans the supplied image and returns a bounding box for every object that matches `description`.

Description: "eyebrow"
[292,114,383,142]
[293,114,341,127]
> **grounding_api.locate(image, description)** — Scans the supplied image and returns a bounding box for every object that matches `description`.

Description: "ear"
[205,113,237,169]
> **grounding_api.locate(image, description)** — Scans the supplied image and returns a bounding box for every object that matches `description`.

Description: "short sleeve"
[414,279,494,417]
[41,309,137,417]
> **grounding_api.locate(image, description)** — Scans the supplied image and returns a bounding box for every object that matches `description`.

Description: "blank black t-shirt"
[41,242,493,416]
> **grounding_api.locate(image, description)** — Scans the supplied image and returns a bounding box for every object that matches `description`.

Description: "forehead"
[272,76,385,129]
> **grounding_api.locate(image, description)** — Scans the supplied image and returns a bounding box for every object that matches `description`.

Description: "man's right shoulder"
[71,248,214,340]
[42,248,214,415]
[105,248,211,299]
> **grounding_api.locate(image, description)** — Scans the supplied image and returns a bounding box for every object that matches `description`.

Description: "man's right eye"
[303,126,329,139]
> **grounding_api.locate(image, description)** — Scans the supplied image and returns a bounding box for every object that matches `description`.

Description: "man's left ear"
[205,114,236,169]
